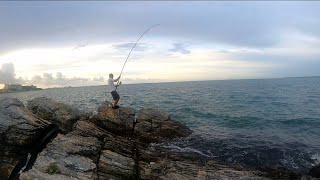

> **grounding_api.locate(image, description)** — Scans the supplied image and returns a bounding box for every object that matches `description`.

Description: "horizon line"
[40,75,320,89]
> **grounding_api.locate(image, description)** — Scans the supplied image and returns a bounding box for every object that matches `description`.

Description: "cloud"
[0,63,19,84]
[55,72,65,80]
[43,73,54,82]
[1,1,320,55]
[112,43,148,52]
[1,2,320,84]
[73,41,89,51]
[27,72,90,87]
[169,43,191,54]
[0,62,106,88]
[93,77,104,82]
[31,75,42,82]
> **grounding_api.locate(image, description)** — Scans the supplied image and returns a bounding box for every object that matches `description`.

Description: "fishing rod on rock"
[116,24,160,89]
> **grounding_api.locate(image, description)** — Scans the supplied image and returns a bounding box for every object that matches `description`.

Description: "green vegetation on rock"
[46,162,60,175]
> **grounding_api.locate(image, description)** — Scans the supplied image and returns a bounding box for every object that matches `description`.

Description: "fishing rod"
[116,24,160,88]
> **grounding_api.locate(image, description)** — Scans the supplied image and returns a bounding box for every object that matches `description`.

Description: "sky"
[0,1,320,88]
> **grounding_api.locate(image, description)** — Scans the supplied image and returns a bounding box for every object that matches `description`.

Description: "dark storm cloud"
[1,1,320,55]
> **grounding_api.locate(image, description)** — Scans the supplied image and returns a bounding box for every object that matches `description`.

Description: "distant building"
[4,84,22,91]
[1,84,41,93]
[22,85,38,91]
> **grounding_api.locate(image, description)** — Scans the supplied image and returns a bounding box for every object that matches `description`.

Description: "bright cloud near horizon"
[1,1,320,88]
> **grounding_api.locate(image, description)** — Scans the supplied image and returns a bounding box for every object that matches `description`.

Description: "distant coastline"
[0,84,42,94]
[1,75,319,91]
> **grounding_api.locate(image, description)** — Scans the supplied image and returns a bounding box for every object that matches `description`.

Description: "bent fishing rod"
[116,24,160,88]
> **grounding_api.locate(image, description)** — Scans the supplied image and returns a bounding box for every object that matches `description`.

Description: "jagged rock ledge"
[0,97,318,180]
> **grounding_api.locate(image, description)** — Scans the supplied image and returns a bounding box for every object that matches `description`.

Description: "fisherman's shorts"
[111,91,120,100]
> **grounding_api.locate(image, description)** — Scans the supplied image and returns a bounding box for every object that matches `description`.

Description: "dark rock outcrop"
[0,98,51,150]
[93,102,192,143]
[98,150,135,179]
[93,101,135,136]
[257,166,302,180]
[139,158,270,180]
[0,98,53,179]
[27,97,82,133]
[135,108,192,143]
[20,133,101,180]
[1,98,286,180]
[71,120,110,140]
[309,164,320,178]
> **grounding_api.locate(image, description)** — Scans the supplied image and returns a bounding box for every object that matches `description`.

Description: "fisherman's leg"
[111,91,117,107]
[114,92,120,107]
[111,91,120,108]
[114,99,119,106]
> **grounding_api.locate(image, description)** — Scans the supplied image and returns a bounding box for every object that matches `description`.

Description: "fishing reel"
[117,81,122,86]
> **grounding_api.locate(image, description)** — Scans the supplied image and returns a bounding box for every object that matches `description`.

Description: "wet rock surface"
[2,98,312,179]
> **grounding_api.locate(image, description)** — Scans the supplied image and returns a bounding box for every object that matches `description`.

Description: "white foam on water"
[161,144,212,158]
[311,153,320,165]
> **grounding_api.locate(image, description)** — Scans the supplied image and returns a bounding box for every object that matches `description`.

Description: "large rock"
[97,131,149,179]
[20,168,76,180]
[103,134,136,158]
[0,98,51,150]
[0,98,52,179]
[134,108,192,143]
[44,133,101,162]
[21,154,96,180]
[98,150,136,180]
[309,164,320,178]
[71,120,111,140]
[139,157,270,180]
[93,101,135,136]
[20,133,101,180]
[128,137,269,180]
[27,97,82,133]
[13,98,283,180]
[93,104,192,143]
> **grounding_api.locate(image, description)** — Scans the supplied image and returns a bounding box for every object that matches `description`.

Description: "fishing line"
[116,24,160,87]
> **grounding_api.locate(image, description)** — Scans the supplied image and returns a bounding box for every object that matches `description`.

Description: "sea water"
[1,76,320,173]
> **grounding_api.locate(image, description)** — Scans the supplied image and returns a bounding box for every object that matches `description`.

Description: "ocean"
[1,76,320,174]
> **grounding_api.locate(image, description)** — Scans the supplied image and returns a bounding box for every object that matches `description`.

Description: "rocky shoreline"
[0,97,319,180]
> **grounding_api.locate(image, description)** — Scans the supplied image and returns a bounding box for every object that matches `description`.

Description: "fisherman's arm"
[114,76,121,82]
[115,81,122,87]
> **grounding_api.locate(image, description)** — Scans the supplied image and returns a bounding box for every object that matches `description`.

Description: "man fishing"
[108,73,121,109]
[106,24,159,109]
